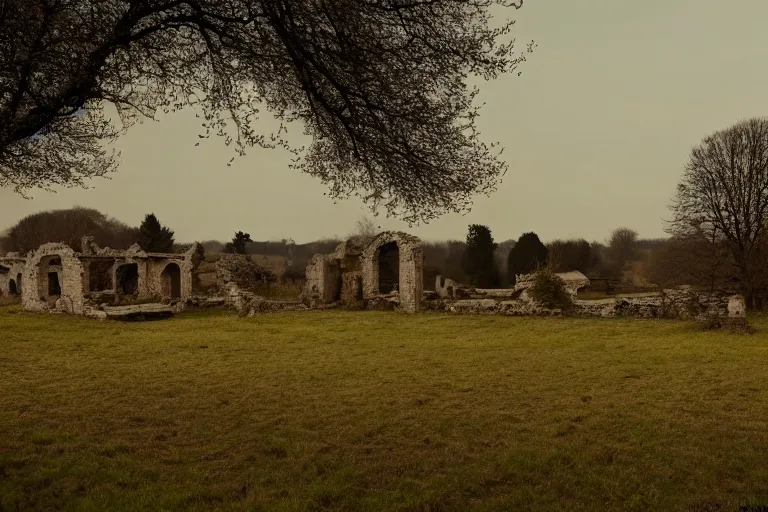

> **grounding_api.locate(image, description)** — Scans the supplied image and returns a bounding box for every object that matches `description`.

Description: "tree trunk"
[744,285,756,311]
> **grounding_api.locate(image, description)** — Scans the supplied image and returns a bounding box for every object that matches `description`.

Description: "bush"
[697,314,755,334]
[282,265,306,283]
[528,268,573,310]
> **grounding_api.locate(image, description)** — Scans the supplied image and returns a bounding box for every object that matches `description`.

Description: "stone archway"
[8,279,17,295]
[377,241,400,293]
[37,256,62,301]
[161,263,181,299]
[21,243,85,314]
[360,231,424,313]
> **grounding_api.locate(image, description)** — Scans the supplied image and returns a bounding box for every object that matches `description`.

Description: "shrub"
[696,313,755,334]
[282,265,306,283]
[528,268,573,310]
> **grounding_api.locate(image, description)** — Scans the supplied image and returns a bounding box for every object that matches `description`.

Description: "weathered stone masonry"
[301,231,424,313]
[0,238,202,317]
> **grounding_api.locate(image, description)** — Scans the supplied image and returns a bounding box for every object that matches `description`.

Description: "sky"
[2,0,768,245]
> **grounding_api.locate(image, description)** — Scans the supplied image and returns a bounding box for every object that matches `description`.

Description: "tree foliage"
[646,233,733,292]
[0,0,534,223]
[668,118,768,309]
[225,231,252,254]
[461,224,498,288]
[507,232,547,285]
[0,206,138,253]
[528,267,573,310]
[606,228,638,276]
[138,213,175,252]
[546,239,591,273]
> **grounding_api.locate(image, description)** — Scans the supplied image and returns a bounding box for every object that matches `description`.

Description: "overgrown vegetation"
[1,308,767,510]
[528,268,573,310]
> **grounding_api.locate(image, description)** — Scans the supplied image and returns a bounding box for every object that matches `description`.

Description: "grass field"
[1,306,768,511]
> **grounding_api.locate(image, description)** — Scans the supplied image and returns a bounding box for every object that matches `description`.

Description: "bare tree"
[351,215,379,246]
[646,231,733,292]
[0,0,534,223]
[668,118,768,309]
[606,228,638,277]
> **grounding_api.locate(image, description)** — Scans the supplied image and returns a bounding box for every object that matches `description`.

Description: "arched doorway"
[116,263,139,296]
[37,257,62,300]
[8,279,17,295]
[378,241,400,294]
[161,263,181,299]
[16,273,22,295]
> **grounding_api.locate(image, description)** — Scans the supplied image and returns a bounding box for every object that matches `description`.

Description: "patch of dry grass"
[1,306,768,511]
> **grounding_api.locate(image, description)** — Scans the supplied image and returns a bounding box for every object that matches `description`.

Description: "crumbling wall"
[422,287,742,320]
[21,243,85,314]
[360,231,424,313]
[300,254,341,305]
[0,258,25,296]
[300,238,365,307]
[147,258,192,300]
[514,270,590,296]
[435,275,459,299]
[340,271,363,303]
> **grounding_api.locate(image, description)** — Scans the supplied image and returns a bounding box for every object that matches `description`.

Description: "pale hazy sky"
[2,0,767,245]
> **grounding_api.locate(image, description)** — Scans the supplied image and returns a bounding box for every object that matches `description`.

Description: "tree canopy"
[461,224,498,288]
[507,231,547,284]
[0,0,533,223]
[0,206,138,253]
[138,213,175,252]
[225,231,253,254]
[668,118,768,309]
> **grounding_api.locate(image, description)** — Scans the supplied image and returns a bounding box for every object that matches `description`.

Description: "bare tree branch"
[0,0,534,223]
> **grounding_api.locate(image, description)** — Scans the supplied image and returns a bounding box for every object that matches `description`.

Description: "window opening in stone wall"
[378,242,400,294]
[161,263,181,299]
[116,263,139,295]
[89,260,115,291]
[38,256,62,299]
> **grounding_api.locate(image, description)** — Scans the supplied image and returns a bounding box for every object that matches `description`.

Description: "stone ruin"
[0,236,204,319]
[299,235,746,323]
[427,275,746,322]
[301,231,424,313]
[3,229,747,326]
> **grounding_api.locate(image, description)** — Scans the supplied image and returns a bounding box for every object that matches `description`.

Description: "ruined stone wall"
[21,243,85,315]
[514,270,590,296]
[340,271,363,303]
[146,258,192,300]
[301,254,342,304]
[422,288,740,320]
[360,231,424,313]
[0,259,25,296]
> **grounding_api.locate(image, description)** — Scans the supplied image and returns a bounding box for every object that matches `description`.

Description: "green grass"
[1,306,768,511]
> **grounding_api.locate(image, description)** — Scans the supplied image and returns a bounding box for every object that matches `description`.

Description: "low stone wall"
[419,288,742,320]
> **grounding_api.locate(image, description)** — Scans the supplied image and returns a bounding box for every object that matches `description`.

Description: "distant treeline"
[1,207,742,295]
